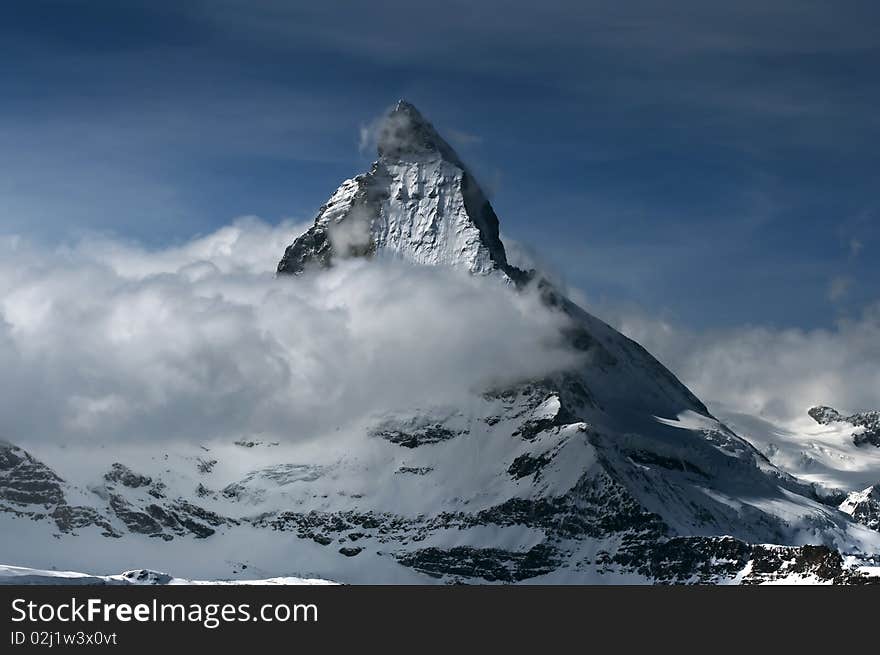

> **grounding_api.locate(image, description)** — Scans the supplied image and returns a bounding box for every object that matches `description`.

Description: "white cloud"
[827,275,853,303]
[71,216,306,278]
[605,303,880,426]
[6,214,874,451]
[0,219,579,445]
[446,129,483,147]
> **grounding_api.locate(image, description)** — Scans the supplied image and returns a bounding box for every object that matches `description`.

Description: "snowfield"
[0,564,335,585]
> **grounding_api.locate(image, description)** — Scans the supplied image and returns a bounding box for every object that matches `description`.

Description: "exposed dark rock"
[104,463,152,489]
[607,536,873,585]
[196,458,217,474]
[147,482,166,499]
[808,406,842,425]
[508,394,579,442]
[396,544,559,582]
[626,450,709,478]
[369,422,462,448]
[808,405,880,447]
[396,466,433,475]
[121,569,173,585]
[171,499,230,527]
[109,494,163,535]
[507,453,551,480]
[744,544,870,585]
[110,491,230,539]
[612,536,751,583]
[51,504,119,537]
[233,439,279,448]
[476,470,667,540]
[0,442,66,506]
[0,443,123,536]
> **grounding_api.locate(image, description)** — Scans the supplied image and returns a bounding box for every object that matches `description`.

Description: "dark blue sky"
[1,1,878,329]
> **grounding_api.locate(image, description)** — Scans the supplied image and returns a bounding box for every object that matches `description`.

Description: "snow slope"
[0,565,335,585]
[717,406,880,492]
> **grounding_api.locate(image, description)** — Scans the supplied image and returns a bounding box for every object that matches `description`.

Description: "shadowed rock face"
[105,463,152,488]
[0,442,120,537]
[0,441,65,506]
[0,441,234,541]
[809,405,880,447]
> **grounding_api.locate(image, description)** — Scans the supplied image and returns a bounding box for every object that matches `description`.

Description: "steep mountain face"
[277,101,526,283]
[2,102,880,584]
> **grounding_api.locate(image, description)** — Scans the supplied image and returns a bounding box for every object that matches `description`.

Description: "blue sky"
[1,0,878,330]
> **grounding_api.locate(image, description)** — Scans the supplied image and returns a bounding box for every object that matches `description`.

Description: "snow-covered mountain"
[2,101,879,584]
[718,403,880,539]
[278,101,524,283]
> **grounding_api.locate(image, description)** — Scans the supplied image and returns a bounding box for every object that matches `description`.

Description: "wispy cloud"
[827,275,853,303]
[446,129,483,147]
[850,238,864,258]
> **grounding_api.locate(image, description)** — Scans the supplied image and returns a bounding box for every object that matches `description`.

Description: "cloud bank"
[0,219,578,445]
[608,304,880,427]
[3,214,876,448]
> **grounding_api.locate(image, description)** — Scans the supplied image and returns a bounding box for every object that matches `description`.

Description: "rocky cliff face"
[0,441,233,542]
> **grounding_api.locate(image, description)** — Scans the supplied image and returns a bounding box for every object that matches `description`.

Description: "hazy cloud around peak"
[605,302,880,426]
[0,219,579,446]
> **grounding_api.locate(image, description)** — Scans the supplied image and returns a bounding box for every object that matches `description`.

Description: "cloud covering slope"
[610,305,880,428]
[1,216,877,450]
[0,219,578,445]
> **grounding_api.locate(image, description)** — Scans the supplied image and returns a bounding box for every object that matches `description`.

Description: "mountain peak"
[278,101,525,280]
[376,100,462,164]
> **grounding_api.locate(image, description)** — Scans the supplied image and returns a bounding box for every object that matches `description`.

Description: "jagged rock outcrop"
[0,441,234,541]
[809,405,880,447]
[840,484,880,531]
[0,441,119,537]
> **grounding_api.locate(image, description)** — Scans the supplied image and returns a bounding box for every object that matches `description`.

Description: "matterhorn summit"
[278,101,525,282]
